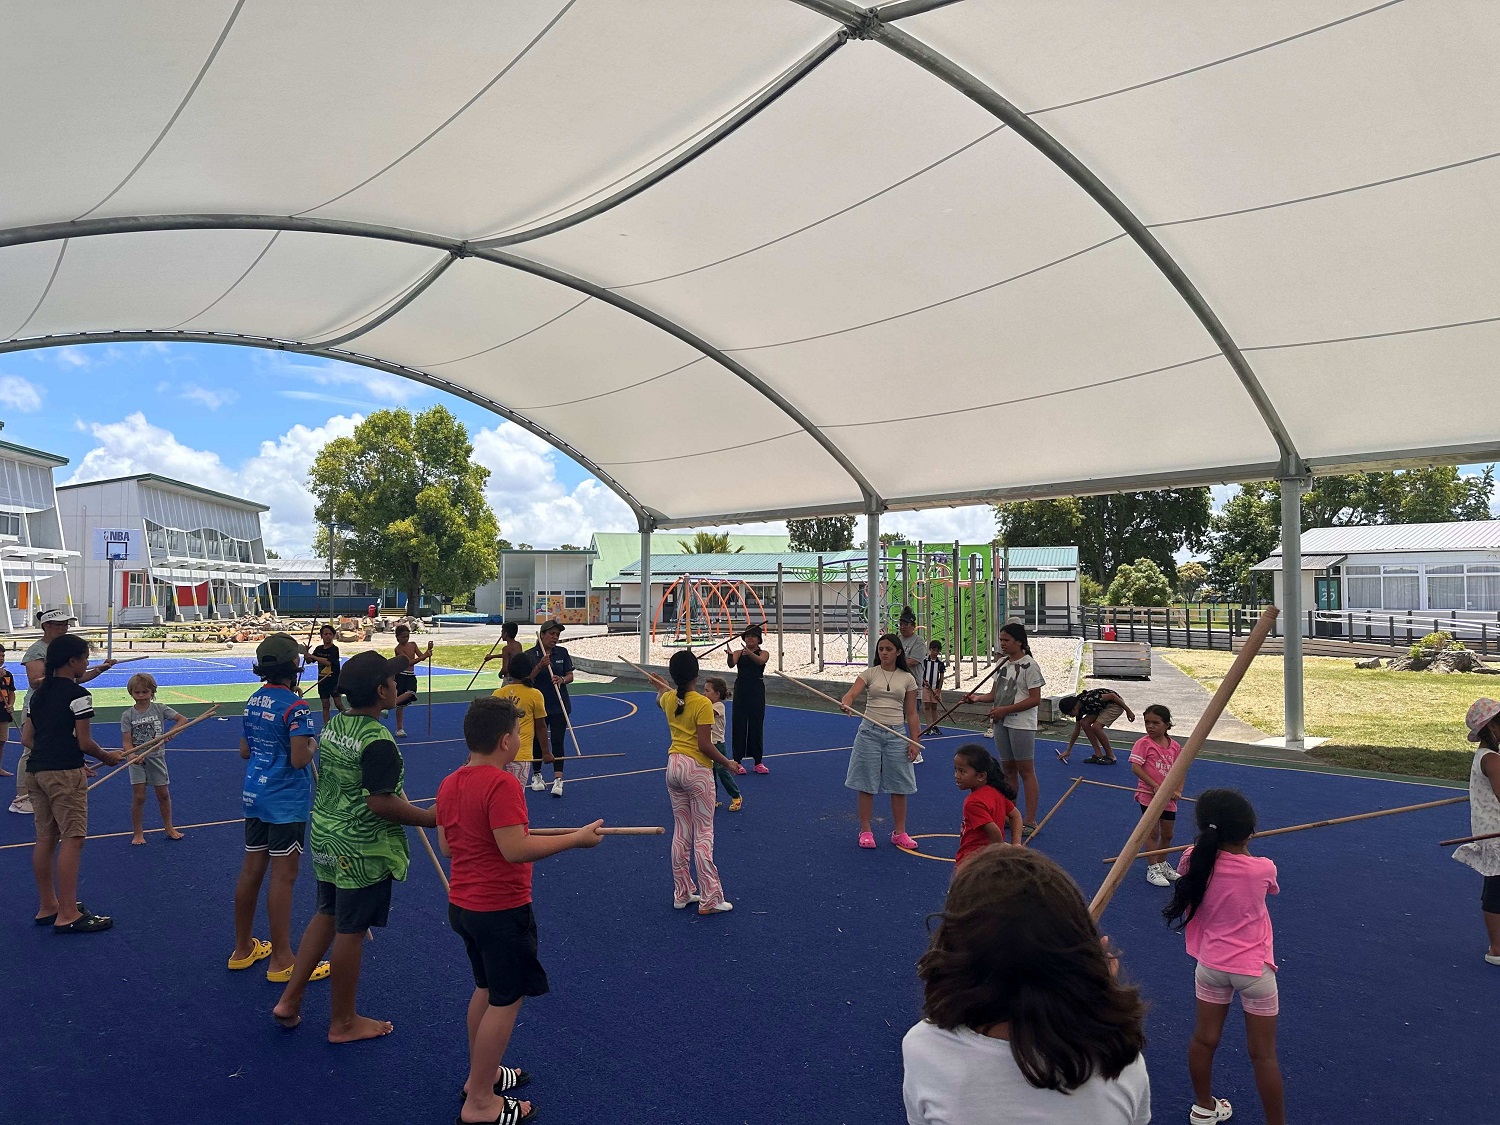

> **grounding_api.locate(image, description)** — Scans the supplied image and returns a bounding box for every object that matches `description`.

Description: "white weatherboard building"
[57,474,271,625]
[1254,521,1500,636]
[0,439,78,633]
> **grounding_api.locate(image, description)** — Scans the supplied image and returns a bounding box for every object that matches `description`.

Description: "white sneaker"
[697,900,733,915]
[1146,862,1170,887]
[1189,1097,1233,1124]
[8,797,31,815]
[396,728,407,738]
[550,778,564,798]
[912,752,924,764]
[530,775,545,792]
[1163,863,1182,882]
[674,893,701,910]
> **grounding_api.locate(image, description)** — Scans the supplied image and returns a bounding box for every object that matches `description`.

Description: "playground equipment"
[651,574,768,648]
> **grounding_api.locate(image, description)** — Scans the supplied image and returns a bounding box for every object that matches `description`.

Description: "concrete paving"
[1082,648,1269,746]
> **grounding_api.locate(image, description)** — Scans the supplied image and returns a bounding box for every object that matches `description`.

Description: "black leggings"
[732,693,766,764]
[544,712,568,777]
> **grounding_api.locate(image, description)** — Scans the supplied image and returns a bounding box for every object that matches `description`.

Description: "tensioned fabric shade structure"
[3,0,1497,744]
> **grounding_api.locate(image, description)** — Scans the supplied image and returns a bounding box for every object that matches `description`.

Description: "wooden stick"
[1440,828,1500,847]
[1077,777,1197,803]
[773,671,923,749]
[528,826,663,836]
[921,661,1002,736]
[1027,775,1084,844]
[87,705,220,790]
[414,824,449,892]
[107,654,151,666]
[1088,606,1278,922]
[620,656,671,694]
[1105,795,1470,864]
[463,634,505,693]
[426,651,432,736]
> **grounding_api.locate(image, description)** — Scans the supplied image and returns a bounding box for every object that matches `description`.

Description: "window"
[127,571,146,608]
[505,587,524,611]
[317,581,330,599]
[1426,565,1465,610]
[1345,565,1381,608]
[564,589,587,609]
[0,512,21,538]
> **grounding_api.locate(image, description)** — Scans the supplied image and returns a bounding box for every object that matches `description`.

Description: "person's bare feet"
[271,1001,301,1029]
[462,1093,531,1124]
[131,835,147,845]
[328,1014,393,1043]
[164,829,184,840]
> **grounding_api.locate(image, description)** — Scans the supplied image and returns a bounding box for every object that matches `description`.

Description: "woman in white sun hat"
[1455,697,1500,966]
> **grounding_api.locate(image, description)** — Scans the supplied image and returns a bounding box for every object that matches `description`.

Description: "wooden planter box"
[1091,640,1151,679]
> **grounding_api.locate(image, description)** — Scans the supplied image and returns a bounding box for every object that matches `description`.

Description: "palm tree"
[679,531,741,554]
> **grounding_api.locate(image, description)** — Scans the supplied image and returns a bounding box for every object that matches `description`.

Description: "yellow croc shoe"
[228,939,272,971]
[266,960,330,984]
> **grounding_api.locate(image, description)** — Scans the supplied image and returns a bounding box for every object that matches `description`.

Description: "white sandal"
[1189,1097,1232,1124]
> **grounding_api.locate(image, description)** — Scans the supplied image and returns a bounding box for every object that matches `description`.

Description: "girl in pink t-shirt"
[1164,789,1284,1125]
[1130,704,1183,888]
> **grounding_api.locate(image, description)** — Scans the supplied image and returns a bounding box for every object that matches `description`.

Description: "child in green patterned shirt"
[273,651,437,1043]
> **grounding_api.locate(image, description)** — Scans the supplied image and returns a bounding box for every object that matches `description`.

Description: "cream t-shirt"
[858,665,917,730]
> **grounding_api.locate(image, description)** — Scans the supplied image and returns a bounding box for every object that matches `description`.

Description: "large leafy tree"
[994,490,1212,585]
[788,516,856,553]
[678,531,741,554]
[1104,558,1173,607]
[308,406,500,611]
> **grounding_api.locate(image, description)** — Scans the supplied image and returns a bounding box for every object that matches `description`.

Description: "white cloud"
[882,505,997,545]
[179,383,238,410]
[64,411,361,556]
[0,374,44,412]
[257,353,422,405]
[471,423,635,546]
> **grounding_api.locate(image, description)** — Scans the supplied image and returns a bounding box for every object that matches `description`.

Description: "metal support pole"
[950,542,961,688]
[106,556,116,659]
[639,524,652,665]
[776,562,785,672]
[817,555,825,672]
[844,559,853,662]
[901,548,910,617]
[866,509,880,671]
[970,553,980,675]
[327,516,335,626]
[1280,474,1308,750]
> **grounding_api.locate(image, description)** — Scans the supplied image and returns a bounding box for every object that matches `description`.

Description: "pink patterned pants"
[666,753,723,908]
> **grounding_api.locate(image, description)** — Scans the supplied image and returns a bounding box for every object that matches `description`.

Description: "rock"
[1354,657,1383,669]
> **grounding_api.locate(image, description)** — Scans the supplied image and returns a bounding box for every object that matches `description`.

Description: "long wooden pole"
[463,634,505,693]
[920,660,1002,737]
[87,705,220,790]
[529,826,663,836]
[1027,775,1084,844]
[1440,828,1500,847]
[1105,795,1469,864]
[426,650,432,735]
[414,824,449,892]
[1077,777,1197,803]
[107,654,151,666]
[1088,605,1278,922]
[773,670,922,749]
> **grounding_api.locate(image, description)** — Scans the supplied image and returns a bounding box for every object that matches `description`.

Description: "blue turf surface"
[1,655,470,689]
[0,695,1487,1124]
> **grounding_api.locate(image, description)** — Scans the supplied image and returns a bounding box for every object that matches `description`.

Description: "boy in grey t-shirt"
[121,672,186,843]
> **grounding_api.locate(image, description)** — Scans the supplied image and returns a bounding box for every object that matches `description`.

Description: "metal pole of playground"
[916,540,925,647]
[951,541,962,689]
[776,562,784,672]
[844,559,852,663]
[901,548,910,618]
[970,553,980,676]
[816,555,825,673]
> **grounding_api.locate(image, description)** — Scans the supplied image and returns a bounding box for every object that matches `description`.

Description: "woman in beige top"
[839,634,923,851]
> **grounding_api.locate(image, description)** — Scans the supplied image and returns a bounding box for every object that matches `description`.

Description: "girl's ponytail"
[1164,788,1257,929]
[668,649,700,718]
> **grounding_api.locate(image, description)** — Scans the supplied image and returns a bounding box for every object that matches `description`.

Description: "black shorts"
[1483,874,1500,914]
[316,876,393,934]
[317,675,340,699]
[244,817,306,856]
[448,902,550,1007]
[395,671,419,697]
[1138,801,1177,823]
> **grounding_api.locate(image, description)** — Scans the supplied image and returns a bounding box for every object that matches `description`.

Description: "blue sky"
[2,341,1000,556]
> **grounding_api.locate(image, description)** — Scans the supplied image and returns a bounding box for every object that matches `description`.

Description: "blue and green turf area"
[0,695,1487,1124]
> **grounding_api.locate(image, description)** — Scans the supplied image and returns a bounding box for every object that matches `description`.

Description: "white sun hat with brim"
[1465,698,1500,742]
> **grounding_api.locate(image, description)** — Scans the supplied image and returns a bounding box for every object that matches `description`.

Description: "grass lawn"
[1160,649,1486,782]
[430,643,502,670]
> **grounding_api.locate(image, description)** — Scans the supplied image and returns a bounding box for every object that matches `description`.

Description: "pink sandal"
[857,831,876,849]
[891,832,920,850]
[753,763,770,774]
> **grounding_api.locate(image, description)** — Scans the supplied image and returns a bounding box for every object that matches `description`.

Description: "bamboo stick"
[463,634,505,693]
[1027,776,1084,844]
[86,705,220,790]
[1088,606,1278,922]
[773,670,922,749]
[426,651,432,735]
[528,826,663,836]
[1104,795,1470,863]
[414,825,449,892]
[1440,828,1500,847]
[108,654,151,666]
[1077,777,1197,803]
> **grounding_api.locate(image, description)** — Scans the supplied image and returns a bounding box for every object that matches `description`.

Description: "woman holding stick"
[839,633,922,850]
[962,622,1045,839]
[727,623,770,773]
[1454,698,1500,966]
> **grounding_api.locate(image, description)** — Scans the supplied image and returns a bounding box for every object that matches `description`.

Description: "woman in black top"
[23,634,123,933]
[727,624,770,773]
[308,624,344,722]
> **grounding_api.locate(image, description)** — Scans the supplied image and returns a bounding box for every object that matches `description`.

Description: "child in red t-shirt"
[952,743,1023,867]
[437,697,604,1125]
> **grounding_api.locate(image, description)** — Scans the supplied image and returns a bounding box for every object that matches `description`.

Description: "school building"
[264,557,432,618]
[0,438,79,633]
[1253,520,1500,636]
[56,473,271,625]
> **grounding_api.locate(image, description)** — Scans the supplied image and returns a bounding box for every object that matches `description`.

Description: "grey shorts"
[128,750,169,787]
[1195,961,1279,1016]
[844,722,917,796]
[992,725,1036,763]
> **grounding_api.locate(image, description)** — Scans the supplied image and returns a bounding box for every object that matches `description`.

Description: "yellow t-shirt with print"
[492,683,549,761]
[658,690,714,768]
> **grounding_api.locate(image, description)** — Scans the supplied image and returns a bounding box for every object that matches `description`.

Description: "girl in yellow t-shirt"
[491,652,549,789]
[646,650,739,915]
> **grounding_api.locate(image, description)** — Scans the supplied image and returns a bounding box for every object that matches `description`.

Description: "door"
[1314,576,1342,637]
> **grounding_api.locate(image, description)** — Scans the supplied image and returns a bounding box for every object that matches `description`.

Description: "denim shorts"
[844,722,916,795]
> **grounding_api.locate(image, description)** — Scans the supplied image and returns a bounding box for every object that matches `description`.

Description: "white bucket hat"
[1465,698,1500,742]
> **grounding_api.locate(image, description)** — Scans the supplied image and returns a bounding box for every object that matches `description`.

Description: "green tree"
[557,543,583,551]
[788,516,856,553]
[1079,574,1104,604]
[516,543,534,551]
[995,490,1211,585]
[497,538,513,551]
[307,406,500,612]
[1175,561,1209,600]
[678,531,740,554]
[1104,558,1173,607]
[878,531,909,550]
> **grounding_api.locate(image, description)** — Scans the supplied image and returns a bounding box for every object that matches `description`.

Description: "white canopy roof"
[3,1,1497,528]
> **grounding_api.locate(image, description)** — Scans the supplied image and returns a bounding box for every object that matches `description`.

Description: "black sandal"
[459,1066,531,1101]
[54,911,112,934]
[455,1095,536,1125]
